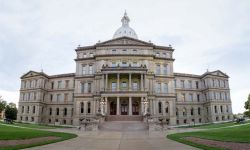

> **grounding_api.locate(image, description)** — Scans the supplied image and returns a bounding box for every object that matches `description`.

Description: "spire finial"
[121,10,130,26]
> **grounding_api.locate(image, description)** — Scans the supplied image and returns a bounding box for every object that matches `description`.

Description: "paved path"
[24,121,199,150]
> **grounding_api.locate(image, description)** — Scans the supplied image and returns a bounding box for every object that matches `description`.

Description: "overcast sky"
[0,0,250,114]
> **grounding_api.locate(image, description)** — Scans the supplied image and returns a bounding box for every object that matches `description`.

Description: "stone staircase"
[99,121,148,131]
[105,115,143,121]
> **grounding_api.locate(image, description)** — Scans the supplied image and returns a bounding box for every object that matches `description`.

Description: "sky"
[0,0,250,114]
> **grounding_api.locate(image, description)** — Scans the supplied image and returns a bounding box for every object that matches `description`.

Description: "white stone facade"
[17,13,233,126]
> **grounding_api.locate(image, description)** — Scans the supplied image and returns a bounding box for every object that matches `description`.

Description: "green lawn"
[178,120,250,129]
[0,121,74,129]
[168,123,250,150]
[0,124,77,150]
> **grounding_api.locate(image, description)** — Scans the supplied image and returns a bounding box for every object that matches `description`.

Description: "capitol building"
[17,12,233,127]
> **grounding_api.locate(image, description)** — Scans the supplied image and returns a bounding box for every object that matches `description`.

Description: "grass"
[177,120,250,129]
[167,123,250,150]
[0,120,74,129]
[0,124,77,150]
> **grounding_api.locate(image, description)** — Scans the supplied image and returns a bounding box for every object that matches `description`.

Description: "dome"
[113,12,138,39]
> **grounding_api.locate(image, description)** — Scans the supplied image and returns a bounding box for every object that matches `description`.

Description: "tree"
[0,96,7,114]
[5,105,18,120]
[244,94,250,117]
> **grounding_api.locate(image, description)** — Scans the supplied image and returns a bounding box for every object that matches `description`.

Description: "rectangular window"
[51,82,54,89]
[50,94,53,101]
[188,80,192,89]
[163,53,166,58]
[57,81,62,89]
[111,62,117,67]
[163,83,168,93]
[156,64,161,74]
[112,49,116,54]
[88,83,91,93]
[156,83,161,93]
[156,52,160,57]
[215,106,217,113]
[121,61,128,67]
[195,81,199,89]
[82,65,86,75]
[163,64,168,75]
[132,82,138,90]
[197,94,200,102]
[181,80,185,88]
[174,79,177,88]
[189,93,193,101]
[89,65,93,74]
[111,82,117,91]
[182,93,185,101]
[65,80,69,88]
[132,62,138,67]
[64,93,68,102]
[57,94,61,102]
[81,83,85,93]
[121,82,127,88]
[122,49,127,53]
[89,53,93,57]
[83,53,87,58]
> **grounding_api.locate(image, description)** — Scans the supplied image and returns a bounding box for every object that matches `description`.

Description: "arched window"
[158,102,162,114]
[191,108,194,116]
[81,102,84,113]
[56,108,59,115]
[64,108,67,116]
[87,102,91,114]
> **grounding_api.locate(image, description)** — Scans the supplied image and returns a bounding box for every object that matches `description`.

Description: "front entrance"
[132,100,139,115]
[110,101,116,115]
[121,99,128,115]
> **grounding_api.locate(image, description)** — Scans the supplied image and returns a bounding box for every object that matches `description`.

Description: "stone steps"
[99,121,148,131]
[105,115,143,121]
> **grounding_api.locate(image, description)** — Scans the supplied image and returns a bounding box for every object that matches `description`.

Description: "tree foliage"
[5,105,18,120]
[244,94,250,117]
[0,96,7,113]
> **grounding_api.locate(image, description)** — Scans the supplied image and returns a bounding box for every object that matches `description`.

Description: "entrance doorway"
[110,101,116,115]
[121,99,128,115]
[132,100,139,115]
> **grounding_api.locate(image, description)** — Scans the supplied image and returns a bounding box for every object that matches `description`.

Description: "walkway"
[24,121,199,150]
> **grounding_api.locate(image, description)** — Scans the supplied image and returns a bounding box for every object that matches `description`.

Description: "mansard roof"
[75,36,174,51]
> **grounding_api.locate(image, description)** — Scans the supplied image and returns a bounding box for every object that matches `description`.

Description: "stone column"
[101,74,104,91]
[141,74,143,91]
[117,97,120,115]
[129,73,132,91]
[129,97,132,115]
[117,73,120,91]
[163,100,166,116]
[105,97,108,115]
[141,97,144,115]
[84,101,87,115]
[105,74,108,91]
